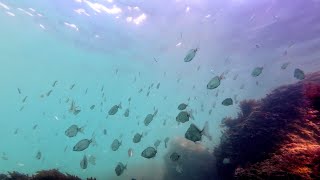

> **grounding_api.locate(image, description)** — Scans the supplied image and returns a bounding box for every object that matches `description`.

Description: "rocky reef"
[214,72,320,179]
[0,169,96,180]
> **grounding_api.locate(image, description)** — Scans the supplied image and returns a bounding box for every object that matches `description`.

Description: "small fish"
[185,121,212,142]
[80,155,88,169]
[133,133,143,143]
[164,137,170,148]
[144,109,158,126]
[108,103,122,115]
[14,128,19,134]
[17,88,21,94]
[73,135,95,151]
[197,65,200,71]
[52,80,58,87]
[124,108,130,117]
[146,91,150,96]
[177,103,188,110]
[154,57,158,62]
[85,88,88,94]
[154,140,161,149]
[70,84,75,90]
[207,75,223,89]
[222,98,233,106]
[255,44,260,48]
[90,105,95,110]
[32,124,38,130]
[141,147,157,159]
[128,148,133,157]
[65,125,84,137]
[170,152,180,161]
[115,162,127,176]
[101,85,104,92]
[184,48,198,62]
[251,67,263,77]
[19,106,24,111]
[36,151,41,160]
[176,111,191,123]
[22,96,28,103]
[46,90,53,97]
[156,82,160,89]
[103,129,107,135]
[294,68,305,80]
[88,155,96,165]
[111,139,122,151]
[281,62,290,70]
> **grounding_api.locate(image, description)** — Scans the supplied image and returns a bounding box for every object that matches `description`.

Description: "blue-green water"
[0,0,320,179]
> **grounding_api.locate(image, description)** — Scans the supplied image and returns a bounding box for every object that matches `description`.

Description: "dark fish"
[154,140,161,149]
[138,88,143,93]
[178,103,188,110]
[208,109,212,115]
[156,82,160,89]
[281,62,290,70]
[133,133,143,143]
[90,105,95,110]
[101,85,104,92]
[73,136,95,151]
[144,109,158,126]
[185,121,212,142]
[36,151,41,160]
[103,129,107,135]
[17,88,21,94]
[70,84,75,90]
[197,65,200,71]
[251,67,263,77]
[294,68,305,80]
[222,98,233,106]
[14,128,19,135]
[176,111,191,123]
[146,91,150,96]
[141,147,157,159]
[115,162,127,176]
[46,90,53,97]
[80,155,88,169]
[207,76,221,89]
[184,48,198,62]
[111,139,122,151]
[32,124,38,130]
[124,108,130,117]
[170,152,180,161]
[65,125,84,137]
[108,103,121,115]
[164,137,170,148]
[52,80,58,87]
[22,96,28,103]
[85,88,88,94]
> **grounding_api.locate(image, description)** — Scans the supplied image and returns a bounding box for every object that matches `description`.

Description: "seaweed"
[215,71,320,180]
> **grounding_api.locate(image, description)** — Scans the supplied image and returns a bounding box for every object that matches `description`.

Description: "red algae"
[214,71,320,180]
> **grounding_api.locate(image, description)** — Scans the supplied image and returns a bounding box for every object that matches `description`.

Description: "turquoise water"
[0,0,320,179]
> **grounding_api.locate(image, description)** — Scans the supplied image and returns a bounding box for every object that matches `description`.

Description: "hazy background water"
[1,0,320,179]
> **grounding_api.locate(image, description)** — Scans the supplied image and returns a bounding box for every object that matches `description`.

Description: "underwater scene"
[0,0,320,179]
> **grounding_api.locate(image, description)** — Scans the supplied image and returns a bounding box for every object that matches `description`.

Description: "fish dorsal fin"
[201,121,212,141]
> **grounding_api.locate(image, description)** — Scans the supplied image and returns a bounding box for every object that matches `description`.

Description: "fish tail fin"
[153,109,158,116]
[201,121,212,141]
[91,133,97,146]
[79,125,86,134]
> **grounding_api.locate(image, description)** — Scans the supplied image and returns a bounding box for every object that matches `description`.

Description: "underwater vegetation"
[215,71,320,180]
[0,169,96,180]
